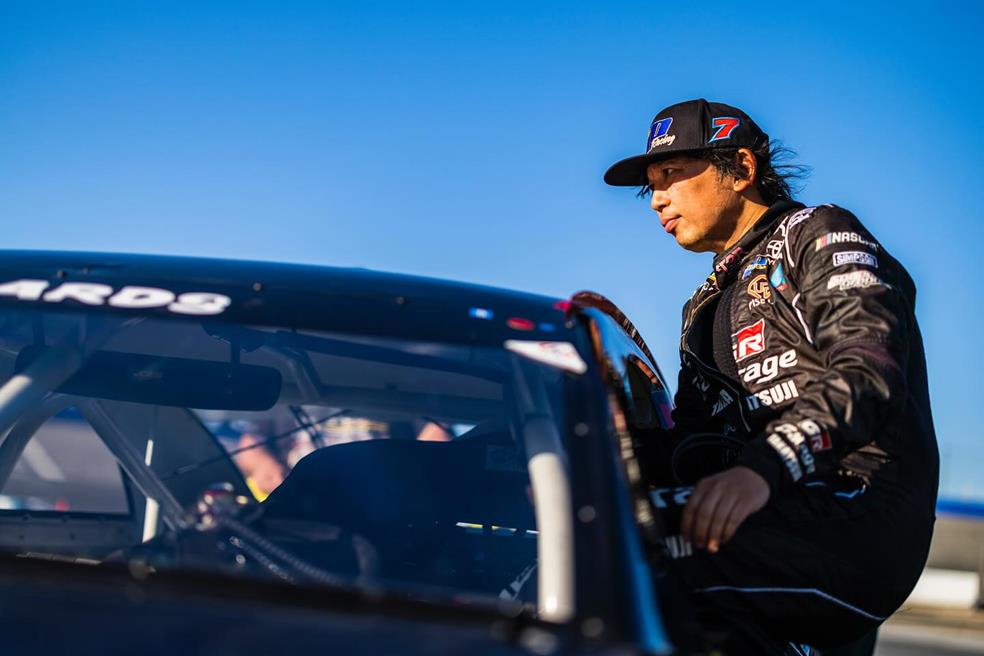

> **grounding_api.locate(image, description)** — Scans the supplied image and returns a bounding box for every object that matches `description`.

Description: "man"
[604,99,938,650]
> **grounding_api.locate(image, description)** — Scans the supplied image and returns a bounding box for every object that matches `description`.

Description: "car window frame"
[565,307,674,653]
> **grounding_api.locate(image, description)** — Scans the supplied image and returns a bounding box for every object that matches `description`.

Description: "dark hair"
[637,140,810,204]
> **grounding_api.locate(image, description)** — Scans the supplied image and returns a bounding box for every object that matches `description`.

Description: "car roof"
[0,250,575,346]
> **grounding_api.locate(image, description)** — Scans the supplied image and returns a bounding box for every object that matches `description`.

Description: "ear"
[732,148,758,193]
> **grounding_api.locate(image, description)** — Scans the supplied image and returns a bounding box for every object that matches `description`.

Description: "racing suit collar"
[712,200,805,276]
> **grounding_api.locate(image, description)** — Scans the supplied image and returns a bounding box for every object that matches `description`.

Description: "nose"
[650,189,670,214]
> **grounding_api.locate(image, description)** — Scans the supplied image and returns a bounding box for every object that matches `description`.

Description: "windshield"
[0,307,579,619]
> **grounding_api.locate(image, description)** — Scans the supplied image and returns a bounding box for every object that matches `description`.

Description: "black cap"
[604,99,769,186]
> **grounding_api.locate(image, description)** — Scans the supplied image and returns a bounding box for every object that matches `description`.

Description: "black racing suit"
[651,200,939,650]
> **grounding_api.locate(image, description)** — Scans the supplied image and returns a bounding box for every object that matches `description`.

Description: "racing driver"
[604,99,938,650]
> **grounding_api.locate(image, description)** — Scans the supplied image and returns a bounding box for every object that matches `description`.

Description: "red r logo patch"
[732,318,766,362]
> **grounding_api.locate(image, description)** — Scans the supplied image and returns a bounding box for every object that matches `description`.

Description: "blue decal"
[647,117,673,148]
[770,262,787,290]
[742,256,769,280]
[650,117,673,138]
[469,307,494,320]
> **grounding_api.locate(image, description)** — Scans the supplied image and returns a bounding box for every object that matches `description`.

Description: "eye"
[662,167,677,178]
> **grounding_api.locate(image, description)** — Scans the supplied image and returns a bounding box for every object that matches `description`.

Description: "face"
[645,157,744,253]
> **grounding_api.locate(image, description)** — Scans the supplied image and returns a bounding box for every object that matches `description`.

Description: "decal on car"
[504,340,587,375]
[0,279,232,315]
[469,307,494,320]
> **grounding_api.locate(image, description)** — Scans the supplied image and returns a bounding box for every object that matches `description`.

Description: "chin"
[676,233,712,253]
[672,231,697,250]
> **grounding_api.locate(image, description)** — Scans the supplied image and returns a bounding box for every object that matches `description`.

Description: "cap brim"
[604,146,700,186]
[603,153,661,187]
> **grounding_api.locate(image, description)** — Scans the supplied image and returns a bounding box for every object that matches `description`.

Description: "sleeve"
[736,205,914,493]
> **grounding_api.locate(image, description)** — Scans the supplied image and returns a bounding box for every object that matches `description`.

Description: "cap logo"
[647,117,676,151]
[709,116,740,143]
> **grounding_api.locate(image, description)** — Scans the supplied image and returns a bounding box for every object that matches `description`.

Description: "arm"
[736,205,913,491]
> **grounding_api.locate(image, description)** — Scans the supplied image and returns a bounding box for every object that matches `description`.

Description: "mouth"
[661,216,680,234]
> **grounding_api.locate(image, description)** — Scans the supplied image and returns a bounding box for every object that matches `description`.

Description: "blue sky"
[1,1,982,498]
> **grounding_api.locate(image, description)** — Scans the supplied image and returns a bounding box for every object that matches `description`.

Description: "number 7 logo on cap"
[709,117,740,142]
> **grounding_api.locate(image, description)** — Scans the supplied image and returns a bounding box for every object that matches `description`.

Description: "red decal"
[709,117,740,142]
[732,319,766,362]
[506,317,535,331]
[809,432,832,452]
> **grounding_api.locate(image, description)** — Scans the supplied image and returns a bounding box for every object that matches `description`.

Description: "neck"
[721,197,771,252]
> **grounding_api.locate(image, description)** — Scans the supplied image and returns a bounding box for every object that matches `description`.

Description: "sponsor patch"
[770,261,788,291]
[796,419,832,452]
[732,319,766,362]
[767,434,803,481]
[765,239,784,260]
[826,270,888,291]
[738,349,798,385]
[814,232,879,252]
[774,423,803,443]
[710,389,734,416]
[745,380,799,411]
[715,246,745,274]
[797,419,821,435]
[809,432,832,451]
[747,274,772,301]
[773,423,816,475]
[832,251,878,268]
[708,116,740,142]
[647,117,676,150]
[741,256,769,280]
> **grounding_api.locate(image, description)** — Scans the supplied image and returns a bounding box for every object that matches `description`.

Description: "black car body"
[0,251,699,655]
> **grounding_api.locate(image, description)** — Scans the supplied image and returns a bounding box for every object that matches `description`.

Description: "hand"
[680,466,770,553]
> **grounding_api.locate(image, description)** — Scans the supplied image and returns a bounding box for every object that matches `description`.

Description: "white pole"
[141,438,159,542]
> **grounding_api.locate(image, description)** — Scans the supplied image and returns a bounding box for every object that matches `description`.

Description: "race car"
[0,250,825,655]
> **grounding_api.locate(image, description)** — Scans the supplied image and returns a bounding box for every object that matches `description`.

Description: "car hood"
[0,558,621,656]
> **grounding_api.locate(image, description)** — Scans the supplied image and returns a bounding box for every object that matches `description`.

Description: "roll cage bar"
[0,309,577,623]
